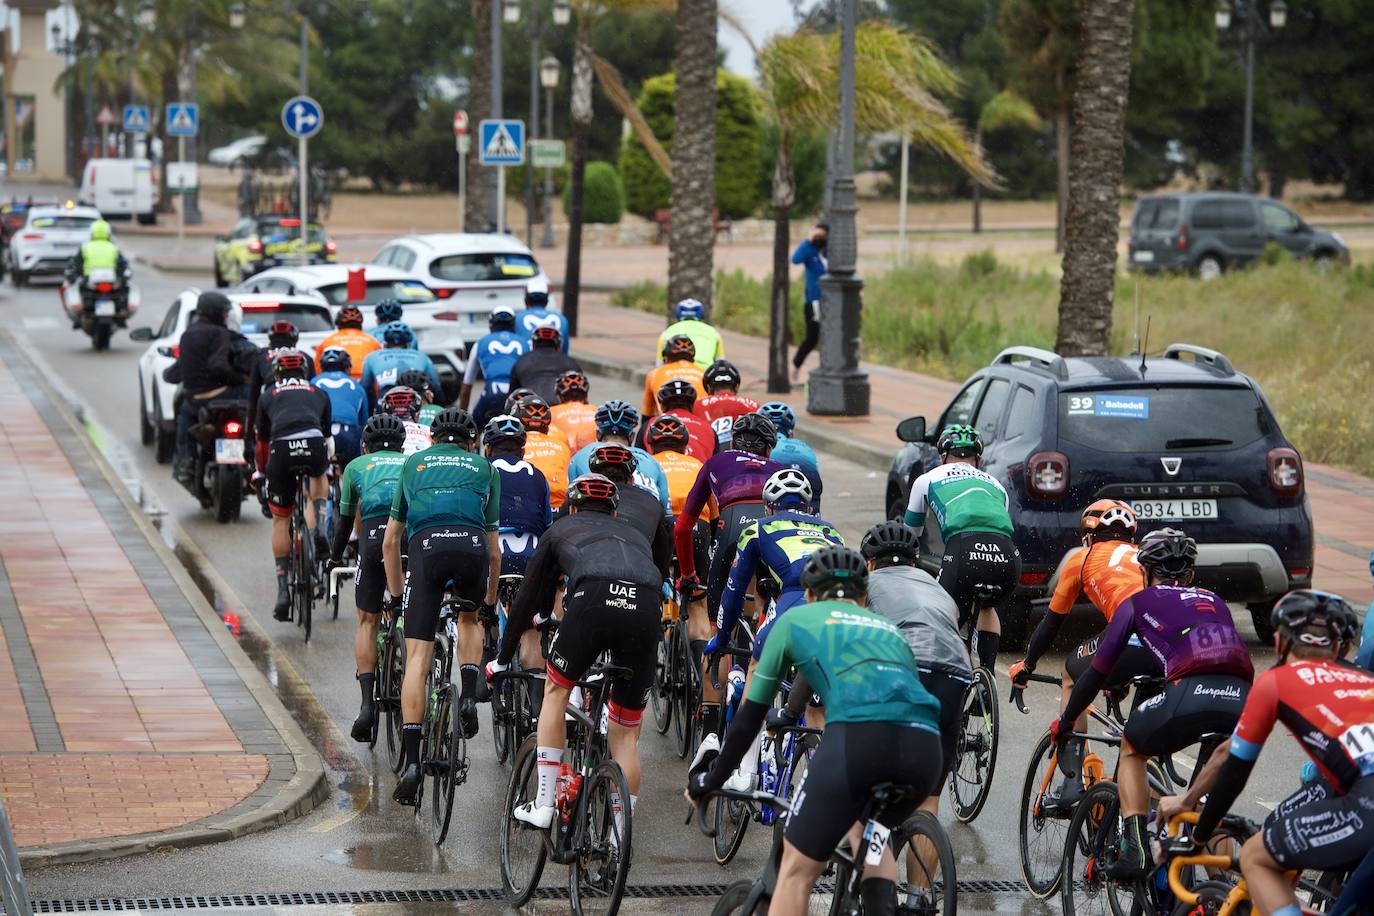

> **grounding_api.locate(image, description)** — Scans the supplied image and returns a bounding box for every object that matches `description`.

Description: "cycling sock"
[976,630,1000,671]
[357,672,375,705]
[535,746,562,808]
[402,723,422,767]
[860,878,897,916]
[737,722,764,779]
[459,664,478,699]
[312,498,327,527]
[701,703,721,738]
[274,556,289,580]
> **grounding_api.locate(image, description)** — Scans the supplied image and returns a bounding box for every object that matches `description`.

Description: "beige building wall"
[5,0,66,182]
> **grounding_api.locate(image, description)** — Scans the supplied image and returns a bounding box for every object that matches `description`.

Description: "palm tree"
[971,90,1041,232]
[665,0,716,310]
[1055,0,1135,357]
[465,0,493,234]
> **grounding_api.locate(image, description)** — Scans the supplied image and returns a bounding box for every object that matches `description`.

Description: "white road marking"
[22,316,59,330]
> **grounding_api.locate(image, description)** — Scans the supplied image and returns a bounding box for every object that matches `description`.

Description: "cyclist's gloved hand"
[687,770,716,802]
[676,574,701,598]
[765,707,793,735]
[1048,716,1073,751]
[478,600,498,624]
[533,610,555,631]
[661,580,673,603]
[1008,659,1033,688]
[1300,759,1319,784]
[484,659,508,683]
[703,632,725,657]
[250,470,265,491]
[381,594,401,618]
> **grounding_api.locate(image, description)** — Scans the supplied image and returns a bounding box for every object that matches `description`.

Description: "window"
[29,215,94,230]
[255,219,326,243]
[374,246,397,267]
[233,219,254,239]
[395,249,416,272]
[1261,203,1300,233]
[236,303,333,335]
[940,378,984,429]
[1003,385,1038,441]
[974,378,1011,440]
[1057,386,1268,453]
[1152,198,1180,229]
[157,301,181,339]
[316,280,435,307]
[1132,200,1157,229]
[1191,201,1224,229]
[1221,200,1256,229]
[429,252,539,282]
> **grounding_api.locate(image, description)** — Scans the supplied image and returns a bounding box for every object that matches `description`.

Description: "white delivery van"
[80,158,158,224]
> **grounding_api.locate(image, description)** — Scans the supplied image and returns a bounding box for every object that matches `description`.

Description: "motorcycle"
[180,394,250,523]
[60,267,140,351]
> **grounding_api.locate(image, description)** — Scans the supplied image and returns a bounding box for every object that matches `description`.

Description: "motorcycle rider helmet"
[89,219,112,241]
[397,369,431,397]
[431,408,478,446]
[482,414,527,450]
[489,306,517,332]
[513,395,552,433]
[645,414,690,454]
[363,413,406,452]
[566,473,618,513]
[379,385,421,422]
[589,444,637,483]
[1136,528,1198,582]
[336,306,364,329]
[703,359,741,393]
[381,323,410,347]
[319,347,352,374]
[731,413,778,456]
[268,320,299,348]
[374,300,404,324]
[195,291,233,324]
[860,521,920,564]
[594,400,639,439]
[762,468,813,510]
[661,334,696,363]
[555,371,590,403]
[272,349,309,380]
[758,402,796,437]
[937,424,983,460]
[800,546,868,600]
[657,378,698,411]
[1080,499,1138,545]
[674,298,705,321]
[504,387,537,414]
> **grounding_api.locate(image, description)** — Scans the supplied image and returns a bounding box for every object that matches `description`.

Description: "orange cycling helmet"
[1080,499,1138,545]
[513,395,552,433]
[646,414,690,453]
[336,306,364,328]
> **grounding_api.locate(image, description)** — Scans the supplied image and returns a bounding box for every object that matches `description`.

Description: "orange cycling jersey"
[551,401,598,454]
[655,449,717,520]
[1048,541,1143,620]
[642,362,706,418]
[523,431,571,509]
[314,328,381,381]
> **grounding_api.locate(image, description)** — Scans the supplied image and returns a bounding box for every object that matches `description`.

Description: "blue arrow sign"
[122,104,149,134]
[166,102,199,137]
[478,119,525,166]
[281,96,323,139]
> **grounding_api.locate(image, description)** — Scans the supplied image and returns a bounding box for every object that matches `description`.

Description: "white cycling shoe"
[724,768,753,793]
[690,733,721,774]
[513,801,555,829]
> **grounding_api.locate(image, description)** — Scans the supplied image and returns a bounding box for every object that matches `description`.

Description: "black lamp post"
[1216,0,1287,193]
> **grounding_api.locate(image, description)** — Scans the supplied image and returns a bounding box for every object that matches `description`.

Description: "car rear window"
[1133,198,1179,230]
[429,252,538,282]
[1058,387,1268,453]
[316,280,435,306]
[237,302,333,334]
[29,215,94,230]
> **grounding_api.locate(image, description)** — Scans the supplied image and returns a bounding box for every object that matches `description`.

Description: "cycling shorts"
[785,721,943,862]
[546,577,659,726]
[498,529,539,577]
[707,502,765,614]
[353,515,390,613]
[937,531,1021,623]
[1124,673,1248,758]
[918,666,974,794]
[265,435,328,517]
[1065,636,1160,690]
[473,388,509,429]
[332,422,362,470]
[752,587,807,661]
[402,526,488,641]
[1262,775,1374,872]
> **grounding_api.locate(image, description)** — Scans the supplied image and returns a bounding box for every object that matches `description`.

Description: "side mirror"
[128,327,155,342]
[896,416,927,443]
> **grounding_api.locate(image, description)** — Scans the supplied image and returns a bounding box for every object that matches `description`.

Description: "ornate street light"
[504,0,521,24]
[1215,0,1232,30]
[1269,0,1287,28]
[229,3,247,30]
[552,0,571,26]
[539,54,560,90]
[136,1,156,29]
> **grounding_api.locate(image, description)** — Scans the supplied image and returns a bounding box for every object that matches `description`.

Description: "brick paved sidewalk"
[573,300,1373,607]
[0,337,323,862]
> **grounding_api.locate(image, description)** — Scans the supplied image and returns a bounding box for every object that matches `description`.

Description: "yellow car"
[213,215,336,287]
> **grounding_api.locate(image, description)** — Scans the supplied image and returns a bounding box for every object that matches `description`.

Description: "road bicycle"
[410,591,472,845]
[946,595,1005,823]
[378,604,405,769]
[490,573,529,765]
[652,583,704,760]
[287,469,318,641]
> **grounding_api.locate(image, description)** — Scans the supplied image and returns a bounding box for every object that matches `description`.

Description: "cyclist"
[378,385,432,456]
[397,369,440,426]
[488,473,670,831]
[516,279,570,353]
[482,415,550,574]
[688,546,943,916]
[658,298,723,370]
[642,334,706,419]
[759,401,822,509]
[384,407,501,805]
[646,414,715,606]
[367,300,418,350]
[1359,549,1374,671]
[549,371,597,453]
[247,320,314,447]
[509,326,580,406]
[1159,590,1371,916]
[255,351,332,621]
[646,378,714,463]
[1049,528,1254,878]
[360,324,443,412]
[903,424,1018,673]
[329,413,407,741]
[697,359,759,450]
[459,305,527,427]
[568,400,671,513]
[314,305,379,379]
[511,395,570,509]
[588,444,672,554]
[312,347,368,469]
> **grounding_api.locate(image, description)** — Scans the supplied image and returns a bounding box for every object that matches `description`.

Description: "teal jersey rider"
[338,449,406,522]
[389,441,501,539]
[903,425,1011,538]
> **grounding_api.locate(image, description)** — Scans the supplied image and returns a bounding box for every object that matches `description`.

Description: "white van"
[80,158,158,224]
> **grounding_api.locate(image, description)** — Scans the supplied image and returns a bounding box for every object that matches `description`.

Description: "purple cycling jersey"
[1092,585,1255,682]
[673,450,788,577]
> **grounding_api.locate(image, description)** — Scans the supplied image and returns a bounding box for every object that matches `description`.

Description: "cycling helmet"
[1136,528,1198,581]
[374,300,404,324]
[589,444,637,483]
[1271,589,1358,653]
[566,473,618,513]
[762,468,812,509]
[380,385,421,422]
[272,349,309,380]
[504,388,538,414]
[937,424,983,459]
[482,414,527,450]
[381,323,411,346]
[800,545,868,599]
[336,305,364,328]
[731,413,778,456]
[524,279,550,307]
[431,407,479,445]
[268,320,299,347]
[513,395,552,433]
[363,413,406,451]
[860,521,920,564]
[758,402,796,437]
[703,359,741,393]
[657,378,698,410]
[489,306,517,332]
[555,371,589,403]
[646,414,690,454]
[319,347,352,373]
[1080,499,1138,544]
[675,298,705,321]
[531,326,561,348]
[195,291,232,323]
[397,369,431,396]
[594,400,639,438]
[661,334,696,363]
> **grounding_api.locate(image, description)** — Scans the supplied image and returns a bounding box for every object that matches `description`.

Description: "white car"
[131,291,335,464]
[207,135,266,167]
[7,203,105,285]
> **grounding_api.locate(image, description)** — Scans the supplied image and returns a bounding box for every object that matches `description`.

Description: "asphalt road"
[10,237,1312,914]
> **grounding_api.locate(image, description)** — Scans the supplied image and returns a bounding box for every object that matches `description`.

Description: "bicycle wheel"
[569,759,633,916]
[651,622,673,735]
[1060,781,1141,916]
[430,685,466,845]
[710,879,762,916]
[711,788,750,866]
[1019,730,1071,898]
[1167,879,1233,916]
[675,624,697,759]
[949,666,999,823]
[893,809,958,915]
[383,625,406,773]
[501,736,548,906]
[492,677,512,765]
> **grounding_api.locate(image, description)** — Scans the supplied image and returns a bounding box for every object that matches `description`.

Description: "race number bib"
[1340,722,1374,776]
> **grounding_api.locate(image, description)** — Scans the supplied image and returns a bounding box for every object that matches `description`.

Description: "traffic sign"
[281,96,323,139]
[453,110,468,136]
[531,139,566,169]
[166,102,199,137]
[168,162,199,192]
[456,135,471,155]
[122,104,149,134]
[478,119,525,166]
[96,105,117,127]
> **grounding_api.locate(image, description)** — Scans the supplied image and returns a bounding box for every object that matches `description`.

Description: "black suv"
[887,344,1314,646]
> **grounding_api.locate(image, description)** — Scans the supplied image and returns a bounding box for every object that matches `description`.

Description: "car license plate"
[1132,250,1155,263]
[94,298,116,316]
[215,438,246,465]
[1130,499,1217,521]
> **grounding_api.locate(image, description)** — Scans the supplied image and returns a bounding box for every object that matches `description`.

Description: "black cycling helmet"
[381,323,410,347]
[374,299,404,324]
[662,334,696,363]
[566,473,618,513]
[657,378,698,410]
[268,319,299,347]
[1270,589,1358,654]
[319,346,352,373]
[482,414,527,450]
[363,413,406,451]
[379,385,421,422]
[589,444,637,483]
[731,413,778,456]
[505,387,538,414]
[800,545,868,599]
[860,521,920,565]
[195,291,232,323]
[489,306,517,332]
[431,407,478,445]
[272,349,309,380]
[594,400,639,438]
[397,368,431,396]
[937,424,983,459]
[646,414,690,454]
[1136,528,1198,581]
[703,359,741,394]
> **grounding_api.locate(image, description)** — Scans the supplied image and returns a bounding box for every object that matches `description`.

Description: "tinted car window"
[1152,198,1180,229]
[1003,385,1038,441]
[430,252,538,282]
[316,279,435,306]
[1133,200,1157,229]
[1191,201,1224,229]
[1221,200,1256,229]
[237,303,333,334]
[1261,203,1300,233]
[29,215,94,230]
[1058,386,1268,453]
[158,301,181,338]
[941,378,984,429]
[255,219,327,242]
[974,378,1011,440]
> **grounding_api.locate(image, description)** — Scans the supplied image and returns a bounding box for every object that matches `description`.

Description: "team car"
[6,202,104,285]
[212,215,337,287]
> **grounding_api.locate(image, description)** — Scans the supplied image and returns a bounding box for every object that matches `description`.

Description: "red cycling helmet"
[531,326,562,347]
[380,385,421,422]
[646,414,690,454]
[272,349,309,380]
[268,320,299,345]
[513,395,552,433]
[336,306,364,328]
[567,473,618,513]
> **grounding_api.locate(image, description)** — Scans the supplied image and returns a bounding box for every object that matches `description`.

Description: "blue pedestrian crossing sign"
[479,119,525,166]
[281,96,324,139]
[122,104,149,134]
[166,103,199,137]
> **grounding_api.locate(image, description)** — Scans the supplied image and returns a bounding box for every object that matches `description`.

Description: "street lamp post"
[540,54,559,249]
[522,2,542,247]
[1216,0,1287,193]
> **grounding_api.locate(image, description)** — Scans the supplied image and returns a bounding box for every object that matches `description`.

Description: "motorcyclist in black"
[508,326,581,405]
[164,292,251,482]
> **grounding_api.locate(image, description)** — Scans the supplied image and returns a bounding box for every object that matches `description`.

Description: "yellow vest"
[81,239,120,273]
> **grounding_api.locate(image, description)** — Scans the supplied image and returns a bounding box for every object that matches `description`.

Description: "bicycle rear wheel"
[709,879,762,916]
[892,809,958,915]
[651,622,673,735]
[675,624,697,759]
[383,624,406,773]
[950,666,999,823]
[1019,730,1070,897]
[1060,781,1141,916]
[430,685,466,845]
[491,677,511,765]
[711,790,750,866]
[569,759,633,916]
[501,736,548,906]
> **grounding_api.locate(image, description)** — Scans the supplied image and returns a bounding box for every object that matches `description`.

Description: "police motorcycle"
[60,266,141,351]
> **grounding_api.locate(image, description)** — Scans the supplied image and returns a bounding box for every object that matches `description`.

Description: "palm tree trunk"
[972,128,983,233]
[768,138,795,394]
[465,0,493,233]
[562,21,594,337]
[667,0,718,313]
[155,64,176,214]
[1055,0,1135,357]
[1054,108,1068,253]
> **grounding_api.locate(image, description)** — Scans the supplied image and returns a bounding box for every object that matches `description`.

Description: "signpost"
[454,110,468,233]
[281,96,324,264]
[166,103,199,244]
[478,119,525,234]
[122,104,148,157]
[530,139,565,169]
[96,105,116,158]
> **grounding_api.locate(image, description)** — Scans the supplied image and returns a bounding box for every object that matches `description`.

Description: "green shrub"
[1260,241,1292,266]
[564,161,624,224]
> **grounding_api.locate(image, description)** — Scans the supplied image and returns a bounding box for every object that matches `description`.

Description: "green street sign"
[530,139,566,168]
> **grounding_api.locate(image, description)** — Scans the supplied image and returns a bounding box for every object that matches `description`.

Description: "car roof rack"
[1160,343,1235,376]
[992,345,1068,379]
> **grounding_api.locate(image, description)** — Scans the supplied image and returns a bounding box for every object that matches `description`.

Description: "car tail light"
[324,240,337,254]
[248,239,263,254]
[1267,447,1303,496]
[1020,570,1050,587]
[434,287,453,298]
[21,232,43,240]
[157,345,180,358]
[241,301,280,311]
[433,310,461,321]
[223,420,243,437]
[95,282,114,292]
[1176,226,1189,250]
[1287,568,1311,580]
[1026,451,1069,498]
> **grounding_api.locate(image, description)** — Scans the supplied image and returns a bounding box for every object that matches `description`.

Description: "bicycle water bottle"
[726,666,745,718]
[759,734,780,827]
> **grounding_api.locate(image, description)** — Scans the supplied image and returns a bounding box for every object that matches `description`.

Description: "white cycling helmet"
[763,468,813,509]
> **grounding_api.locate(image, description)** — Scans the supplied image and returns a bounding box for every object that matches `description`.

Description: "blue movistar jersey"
[717,510,845,640]
[491,454,552,536]
[567,442,670,513]
[359,347,444,409]
[311,370,368,428]
[463,330,527,393]
[368,320,418,350]
[516,307,570,353]
[771,435,821,502]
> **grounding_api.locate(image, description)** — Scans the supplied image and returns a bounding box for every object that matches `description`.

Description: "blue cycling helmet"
[758,402,796,437]
[381,322,411,346]
[374,299,404,324]
[319,346,351,373]
[594,399,639,438]
[675,298,705,321]
[483,414,527,450]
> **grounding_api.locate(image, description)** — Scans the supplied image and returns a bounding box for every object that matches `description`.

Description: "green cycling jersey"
[389,442,501,539]
[903,461,1012,538]
[418,403,441,427]
[338,449,405,521]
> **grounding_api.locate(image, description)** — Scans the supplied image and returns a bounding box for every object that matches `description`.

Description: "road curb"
[133,253,206,276]
[1,331,328,868]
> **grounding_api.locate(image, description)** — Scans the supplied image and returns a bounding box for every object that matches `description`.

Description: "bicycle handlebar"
[1010,672,1061,714]
[685,786,788,838]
